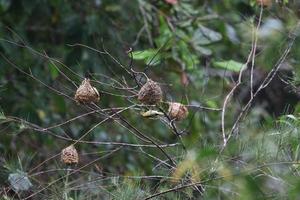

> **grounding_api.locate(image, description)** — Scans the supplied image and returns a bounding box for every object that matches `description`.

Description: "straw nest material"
[168,102,189,121]
[75,78,100,104]
[61,145,79,165]
[138,79,162,105]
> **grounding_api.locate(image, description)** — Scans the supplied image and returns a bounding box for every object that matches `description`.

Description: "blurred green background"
[1,0,300,199]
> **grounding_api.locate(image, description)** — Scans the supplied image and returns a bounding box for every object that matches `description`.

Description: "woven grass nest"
[168,102,189,121]
[138,79,162,105]
[75,78,100,104]
[256,0,271,6]
[61,145,79,165]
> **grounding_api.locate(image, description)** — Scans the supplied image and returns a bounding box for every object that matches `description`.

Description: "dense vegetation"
[1,0,300,199]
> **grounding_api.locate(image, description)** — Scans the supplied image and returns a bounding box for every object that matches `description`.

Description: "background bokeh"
[1,0,300,199]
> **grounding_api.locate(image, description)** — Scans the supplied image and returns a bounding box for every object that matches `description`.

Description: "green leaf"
[155,16,173,47]
[0,109,5,120]
[205,100,218,109]
[0,0,11,13]
[52,95,66,114]
[212,60,245,72]
[192,25,222,45]
[105,5,121,12]
[131,49,162,66]
[193,45,212,56]
[48,63,59,79]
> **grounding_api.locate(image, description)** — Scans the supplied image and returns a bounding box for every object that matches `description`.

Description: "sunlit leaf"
[131,49,162,66]
[213,60,245,72]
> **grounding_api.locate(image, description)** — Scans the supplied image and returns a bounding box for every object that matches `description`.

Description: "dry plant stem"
[250,5,263,99]
[69,175,181,190]
[68,43,132,75]
[63,167,71,200]
[128,49,148,86]
[144,161,300,200]
[222,20,299,149]
[23,147,122,200]
[153,110,203,194]
[29,153,61,174]
[139,147,175,169]
[44,51,78,88]
[69,43,148,89]
[92,73,137,90]
[85,104,151,143]
[158,107,186,138]
[186,104,221,112]
[139,3,154,47]
[117,114,177,167]
[44,109,103,130]
[44,106,136,130]
[72,105,137,146]
[0,53,75,102]
[77,103,177,168]
[1,41,157,144]
[227,31,298,142]
[6,116,179,148]
[143,38,172,73]
[87,103,177,167]
[4,116,71,139]
[6,36,213,145]
[221,5,264,148]
[132,25,146,46]
[27,159,180,186]
[0,36,85,84]
[1,31,181,193]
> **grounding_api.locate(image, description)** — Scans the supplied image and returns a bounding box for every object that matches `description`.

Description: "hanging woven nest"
[256,0,272,7]
[75,78,100,104]
[61,145,79,165]
[168,102,189,121]
[138,79,162,105]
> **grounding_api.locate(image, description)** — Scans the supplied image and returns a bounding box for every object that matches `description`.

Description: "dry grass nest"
[138,79,162,105]
[168,102,189,121]
[61,145,79,165]
[256,0,272,6]
[75,78,100,104]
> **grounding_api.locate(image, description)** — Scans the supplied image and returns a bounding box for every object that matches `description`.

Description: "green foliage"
[0,0,300,199]
[212,60,245,72]
[131,49,163,66]
[111,181,147,200]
